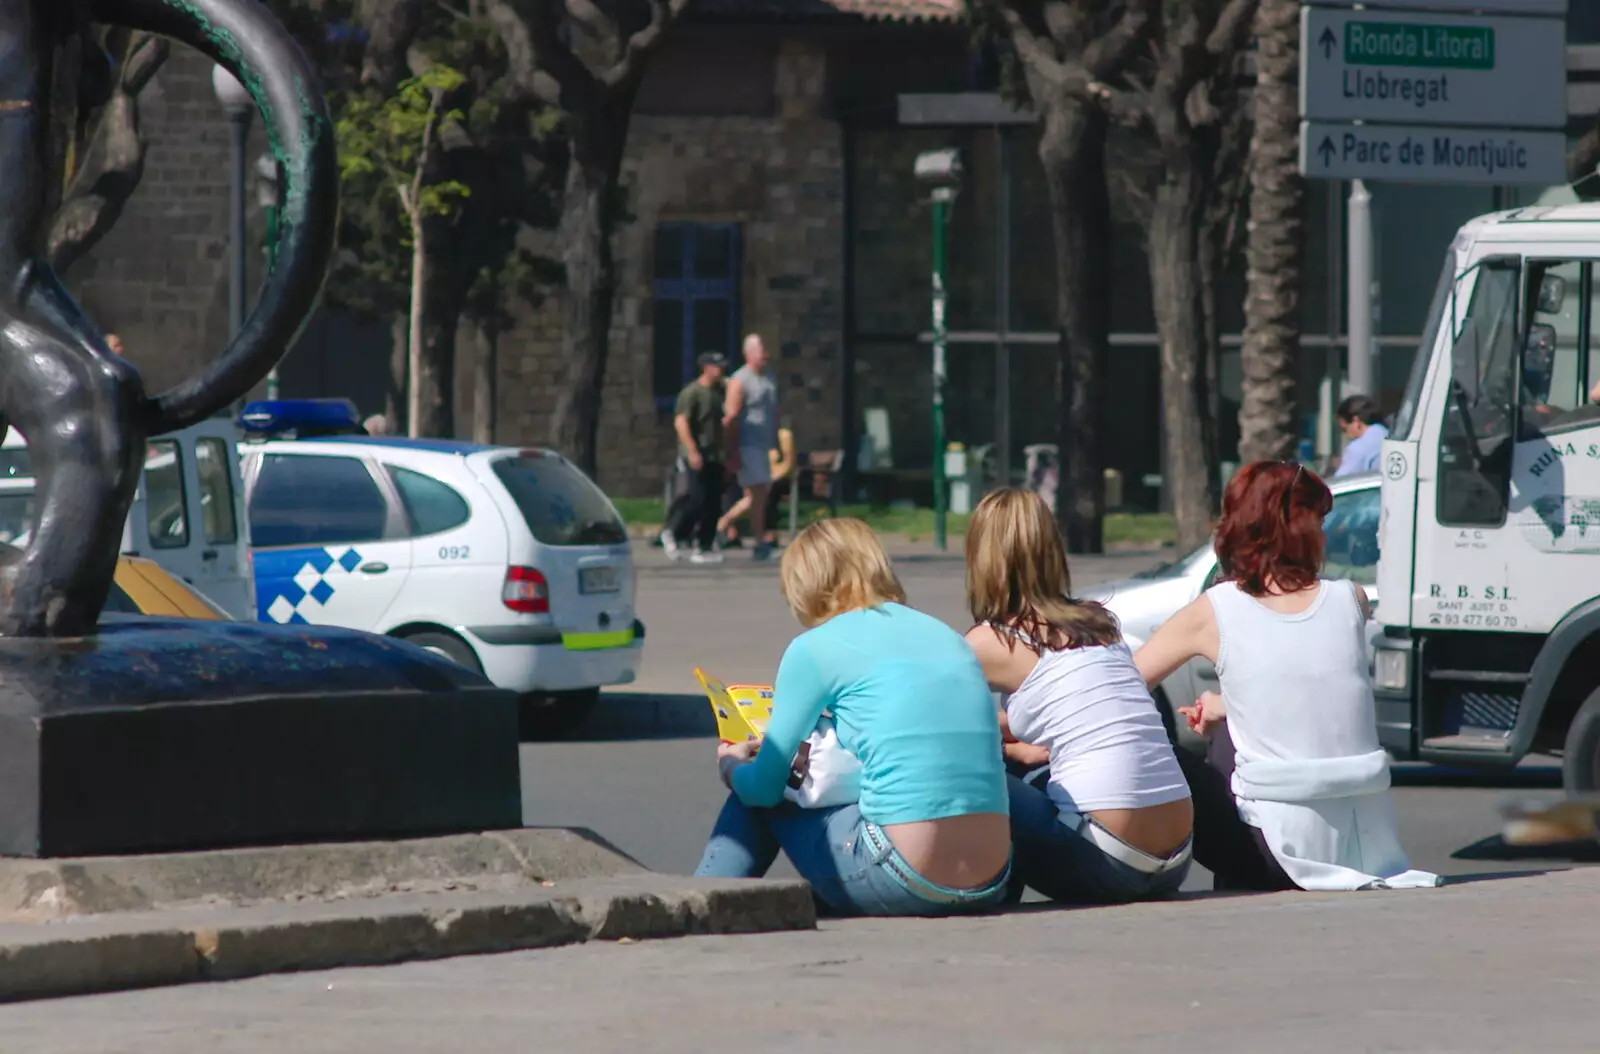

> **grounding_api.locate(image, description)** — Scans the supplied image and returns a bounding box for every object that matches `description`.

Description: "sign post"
[914,148,963,552]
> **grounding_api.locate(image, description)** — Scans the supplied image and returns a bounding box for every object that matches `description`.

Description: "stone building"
[65,1,1600,507]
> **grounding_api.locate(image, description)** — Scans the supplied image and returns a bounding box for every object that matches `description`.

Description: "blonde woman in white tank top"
[965,490,1194,905]
[1134,462,1440,891]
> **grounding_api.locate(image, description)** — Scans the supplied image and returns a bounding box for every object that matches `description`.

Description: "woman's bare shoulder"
[964,622,1009,658]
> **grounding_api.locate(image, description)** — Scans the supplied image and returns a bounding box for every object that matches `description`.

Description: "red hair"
[1214,461,1333,597]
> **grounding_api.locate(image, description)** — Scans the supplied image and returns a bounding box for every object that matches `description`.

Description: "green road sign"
[1344,22,1493,70]
[1300,6,1565,129]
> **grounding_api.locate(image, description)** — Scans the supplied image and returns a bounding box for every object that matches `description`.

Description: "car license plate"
[579,566,621,594]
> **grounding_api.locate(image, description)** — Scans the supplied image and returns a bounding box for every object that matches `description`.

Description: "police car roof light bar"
[238,398,363,438]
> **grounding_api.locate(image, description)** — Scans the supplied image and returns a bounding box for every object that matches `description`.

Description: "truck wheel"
[400,630,483,674]
[518,688,599,741]
[1561,687,1600,794]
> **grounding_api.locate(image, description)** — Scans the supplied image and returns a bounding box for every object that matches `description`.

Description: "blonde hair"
[780,518,906,627]
[965,488,1119,652]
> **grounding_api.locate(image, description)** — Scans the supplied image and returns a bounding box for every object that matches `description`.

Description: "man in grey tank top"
[720,333,779,560]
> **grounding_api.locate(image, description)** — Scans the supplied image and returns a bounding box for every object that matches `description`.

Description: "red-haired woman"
[1134,461,1441,891]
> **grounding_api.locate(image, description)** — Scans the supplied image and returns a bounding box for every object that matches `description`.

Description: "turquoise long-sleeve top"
[731,603,1008,825]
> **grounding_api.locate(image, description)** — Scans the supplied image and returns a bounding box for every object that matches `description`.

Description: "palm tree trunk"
[1238,0,1304,464]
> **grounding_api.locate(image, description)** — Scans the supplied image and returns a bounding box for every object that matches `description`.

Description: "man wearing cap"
[664,352,729,564]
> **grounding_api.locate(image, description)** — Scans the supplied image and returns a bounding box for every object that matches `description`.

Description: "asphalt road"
[523,541,1600,884]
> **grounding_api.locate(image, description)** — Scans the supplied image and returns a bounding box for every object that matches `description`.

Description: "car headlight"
[1374,648,1409,692]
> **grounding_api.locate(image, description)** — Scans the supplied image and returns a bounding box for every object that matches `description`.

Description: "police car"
[238,399,643,737]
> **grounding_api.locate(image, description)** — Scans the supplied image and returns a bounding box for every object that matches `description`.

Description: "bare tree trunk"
[387,313,407,431]
[472,319,497,444]
[1198,220,1223,502]
[416,283,459,438]
[1039,107,1111,555]
[1238,0,1303,464]
[549,151,619,477]
[1199,94,1251,502]
[406,205,425,436]
[1149,161,1213,551]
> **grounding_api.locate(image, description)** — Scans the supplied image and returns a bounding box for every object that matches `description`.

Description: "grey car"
[1081,472,1382,753]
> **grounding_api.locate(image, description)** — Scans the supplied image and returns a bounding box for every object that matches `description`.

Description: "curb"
[0,875,816,1002]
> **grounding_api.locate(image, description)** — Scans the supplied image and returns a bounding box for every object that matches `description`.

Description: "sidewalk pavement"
[3,866,1595,1051]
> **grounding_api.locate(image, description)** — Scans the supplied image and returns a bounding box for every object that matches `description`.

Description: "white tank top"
[1207,579,1379,766]
[1001,633,1190,815]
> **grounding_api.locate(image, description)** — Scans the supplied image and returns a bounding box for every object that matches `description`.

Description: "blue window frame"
[652,222,741,405]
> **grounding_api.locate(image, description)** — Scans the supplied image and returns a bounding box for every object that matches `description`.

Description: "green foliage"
[336,65,472,230]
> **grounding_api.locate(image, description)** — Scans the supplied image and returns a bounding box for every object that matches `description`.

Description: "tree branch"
[602,0,690,88]
[357,0,426,90]
[482,0,597,111]
[1207,0,1259,60]
[996,4,1068,87]
[1083,0,1155,80]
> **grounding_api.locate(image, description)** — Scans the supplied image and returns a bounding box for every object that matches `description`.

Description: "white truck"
[1376,201,1600,794]
[0,418,255,619]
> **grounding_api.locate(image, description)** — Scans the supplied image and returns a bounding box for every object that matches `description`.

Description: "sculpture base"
[0,617,521,858]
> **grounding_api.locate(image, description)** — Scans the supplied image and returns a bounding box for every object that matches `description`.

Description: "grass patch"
[613,496,1174,548]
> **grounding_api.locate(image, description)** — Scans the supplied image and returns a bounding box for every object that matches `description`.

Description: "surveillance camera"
[913,148,963,190]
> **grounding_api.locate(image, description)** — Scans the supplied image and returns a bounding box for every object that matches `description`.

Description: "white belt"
[1060,810,1192,876]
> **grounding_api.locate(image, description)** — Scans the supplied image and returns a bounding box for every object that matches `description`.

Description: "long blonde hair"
[965,488,1119,652]
[780,518,906,627]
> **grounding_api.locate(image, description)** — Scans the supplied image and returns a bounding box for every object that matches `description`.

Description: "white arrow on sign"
[1298,121,1568,185]
[1300,6,1568,129]
[1304,0,1566,12]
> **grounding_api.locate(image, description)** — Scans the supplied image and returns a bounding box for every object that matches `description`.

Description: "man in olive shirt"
[664,352,729,563]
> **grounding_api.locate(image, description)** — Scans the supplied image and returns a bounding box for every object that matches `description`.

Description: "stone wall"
[65,45,267,398]
[497,38,845,497]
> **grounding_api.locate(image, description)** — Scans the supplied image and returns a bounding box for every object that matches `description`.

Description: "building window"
[652,222,741,404]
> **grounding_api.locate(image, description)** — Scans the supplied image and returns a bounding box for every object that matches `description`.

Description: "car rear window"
[491,454,627,547]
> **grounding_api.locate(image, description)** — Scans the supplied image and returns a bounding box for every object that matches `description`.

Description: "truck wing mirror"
[1538,274,1567,315]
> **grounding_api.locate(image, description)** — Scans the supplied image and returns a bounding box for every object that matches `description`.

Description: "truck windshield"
[491,454,628,547]
[1393,252,1457,441]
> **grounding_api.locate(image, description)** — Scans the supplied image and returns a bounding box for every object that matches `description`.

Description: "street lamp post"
[914,148,962,551]
[211,66,252,347]
[255,153,282,399]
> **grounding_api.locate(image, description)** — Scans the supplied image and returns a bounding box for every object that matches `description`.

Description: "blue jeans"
[1006,774,1191,905]
[694,794,1011,918]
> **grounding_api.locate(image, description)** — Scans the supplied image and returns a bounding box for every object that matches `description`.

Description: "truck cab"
[0,417,254,620]
[1376,202,1600,792]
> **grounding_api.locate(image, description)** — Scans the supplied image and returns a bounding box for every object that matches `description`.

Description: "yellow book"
[695,667,775,744]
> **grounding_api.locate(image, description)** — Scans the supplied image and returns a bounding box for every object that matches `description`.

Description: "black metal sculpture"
[0,0,336,637]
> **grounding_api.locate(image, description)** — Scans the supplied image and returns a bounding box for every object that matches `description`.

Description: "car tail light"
[503,566,549,614]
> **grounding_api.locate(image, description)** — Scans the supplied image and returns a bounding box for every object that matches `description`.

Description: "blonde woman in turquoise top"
[695,518,1012,916]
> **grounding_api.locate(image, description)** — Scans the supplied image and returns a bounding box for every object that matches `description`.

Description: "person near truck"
[1332,394,1387,477]
[719,334,779,561]
[1132,461,1440,891]
[663,352,729,565]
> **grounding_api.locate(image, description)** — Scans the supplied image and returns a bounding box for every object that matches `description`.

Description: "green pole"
[931,188,952,552]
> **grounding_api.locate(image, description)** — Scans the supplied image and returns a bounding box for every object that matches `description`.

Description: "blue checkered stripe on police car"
[254,546,365,624]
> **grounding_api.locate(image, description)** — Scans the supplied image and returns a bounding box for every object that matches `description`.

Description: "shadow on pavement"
[1452,834,1600,864]
[1435,866,1560,883]
[1391,765,1562,790]
[561,693,714,742]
